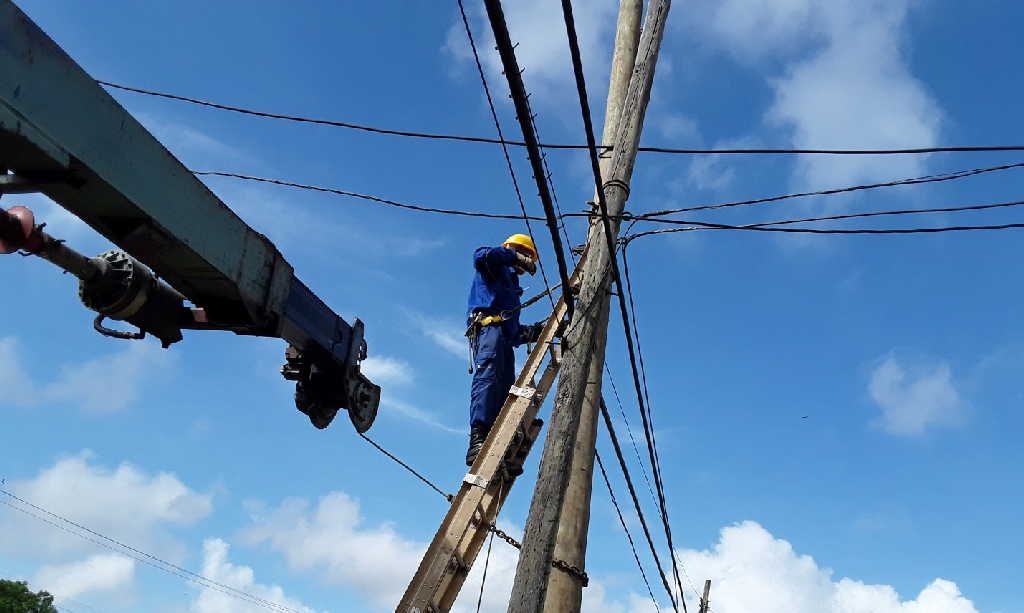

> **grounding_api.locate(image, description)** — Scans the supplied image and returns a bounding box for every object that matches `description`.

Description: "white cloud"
[675,521,978,613]
[191,538,321,613]
[204,181,444,265]
[654,113,701,143]
[243,491,653,613]
[403,310,469,361]
[44,342,176,413]
[444,0,618,110]
[361,356,415,386]
[868,354,963,436]
[0,336,176,413]
[687,154,736,192]
[682,0,942,194]
[134,112,254,169]
[3,452,212,559]
[0,337,34,406]
[243,492,424,610]
[381,397,462,435]
[34,554,135,601]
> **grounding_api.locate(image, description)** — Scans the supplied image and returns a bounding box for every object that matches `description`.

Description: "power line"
[604,366,659,511]
[595,450,660,613]
[625,219,1024,241]
[193,170,544,220]
[634,198,1024,229]
[627,161,1024,219]
[100,80,1024,156]
[598,397,678,611]
[193,165,1024,231]
[359,434,454,502]
[559,1,686,609]
[0,492,303,613]
[484,0,576,319]
[456,0,556,310]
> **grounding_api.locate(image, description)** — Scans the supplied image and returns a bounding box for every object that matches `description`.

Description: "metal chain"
[485,523,589,587]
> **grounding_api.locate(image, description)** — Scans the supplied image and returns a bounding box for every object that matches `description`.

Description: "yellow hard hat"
[503,233,538,260]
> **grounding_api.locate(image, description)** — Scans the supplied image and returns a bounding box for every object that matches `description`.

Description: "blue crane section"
[0,0,379,432]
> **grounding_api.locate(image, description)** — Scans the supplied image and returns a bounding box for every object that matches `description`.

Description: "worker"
[465,233,545,466]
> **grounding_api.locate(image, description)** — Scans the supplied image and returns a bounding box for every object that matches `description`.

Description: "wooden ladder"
[398,265,580,612]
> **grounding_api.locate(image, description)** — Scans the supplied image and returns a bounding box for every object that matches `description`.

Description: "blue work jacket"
[466,246,524,340]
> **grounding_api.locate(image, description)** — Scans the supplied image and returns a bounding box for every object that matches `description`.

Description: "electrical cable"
[193,170,543,220]
[598,398,678,611]
[359,434,454,502]
[634,198,1024,230]
[192,166,1024,233]
[100,81,1024,156]
[623,161,1024,219]
[624,219,1024,241]
[595,450,660,613]
[604,365,659,508]
[626,199,1024,232]
[560,1,686,608]
[475,530,496,613]
[484,0,576,320]
[0,493,302,613]
[456,0,557,311]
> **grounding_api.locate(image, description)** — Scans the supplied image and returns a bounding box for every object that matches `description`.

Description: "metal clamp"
[508,385,536,399]
[463,473,489,489]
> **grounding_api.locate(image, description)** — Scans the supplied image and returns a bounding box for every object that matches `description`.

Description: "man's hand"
[522,321,545,344]
[515,251,537,275]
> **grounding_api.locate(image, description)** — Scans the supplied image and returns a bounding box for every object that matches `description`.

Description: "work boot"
[465,423,489,466]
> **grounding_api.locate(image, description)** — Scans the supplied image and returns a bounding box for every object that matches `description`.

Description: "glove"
[514,251,537,275]
[521,321,545,344]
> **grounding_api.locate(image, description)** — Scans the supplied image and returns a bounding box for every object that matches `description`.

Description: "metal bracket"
[463,473,489,489]
[509,385,536,399]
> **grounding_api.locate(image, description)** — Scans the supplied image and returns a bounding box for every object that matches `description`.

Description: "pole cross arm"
[0,1,378,432]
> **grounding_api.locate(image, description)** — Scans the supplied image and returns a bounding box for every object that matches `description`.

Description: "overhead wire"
[624,219,1024,241]
[359,434,454,502]
[623,247,709,604]
[604,365,659,509]
[483,0,576,319]
[595,450,660,612]
[624,161,1024,219]
[598,397,678,611]
[456,0,556,310]
[192,164,1024,233]
[0,491,304,613]
[99,80,1024,156]
[559,0,687,608]
[632,198,1024,230]
[192,170,543,220]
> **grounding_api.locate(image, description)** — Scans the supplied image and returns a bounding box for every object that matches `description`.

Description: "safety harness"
[465,311,508,374]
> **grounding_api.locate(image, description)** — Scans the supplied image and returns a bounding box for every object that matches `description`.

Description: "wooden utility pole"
[542,1,643,610]
[699,580,712,613]
[507,1,672,611]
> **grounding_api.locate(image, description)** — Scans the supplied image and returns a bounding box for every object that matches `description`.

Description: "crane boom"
[0,0,378,431]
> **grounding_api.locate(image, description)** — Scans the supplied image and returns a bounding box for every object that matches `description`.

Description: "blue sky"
[2,1,1023,612]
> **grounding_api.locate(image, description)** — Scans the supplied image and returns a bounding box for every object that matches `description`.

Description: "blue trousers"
[470,324,515,430]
